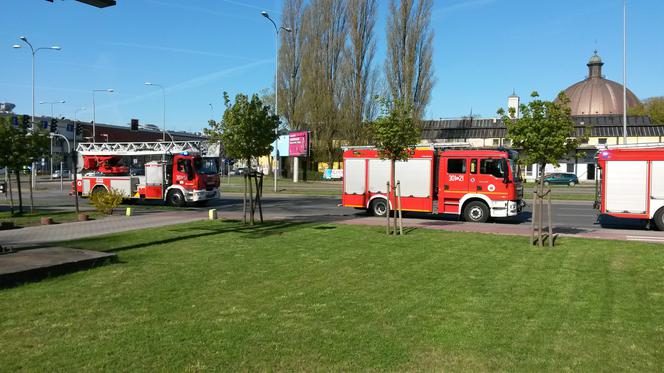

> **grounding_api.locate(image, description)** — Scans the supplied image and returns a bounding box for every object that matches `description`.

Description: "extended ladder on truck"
[76,141,216,156]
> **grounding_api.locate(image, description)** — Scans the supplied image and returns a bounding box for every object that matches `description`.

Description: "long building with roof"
[420,51,662,182]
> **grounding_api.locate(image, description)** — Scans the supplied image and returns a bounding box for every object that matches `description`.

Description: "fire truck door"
[476,158,508,198]
[439,157,468,213]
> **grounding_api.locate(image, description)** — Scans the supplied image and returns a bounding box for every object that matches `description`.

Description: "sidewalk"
[0,210,208,248]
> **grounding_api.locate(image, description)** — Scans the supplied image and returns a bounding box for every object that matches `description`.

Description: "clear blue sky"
[2,0,663,132]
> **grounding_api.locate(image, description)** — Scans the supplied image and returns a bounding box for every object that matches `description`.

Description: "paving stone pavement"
[0,210,208,248]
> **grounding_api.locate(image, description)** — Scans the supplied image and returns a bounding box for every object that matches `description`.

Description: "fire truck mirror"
[502,159,511,184]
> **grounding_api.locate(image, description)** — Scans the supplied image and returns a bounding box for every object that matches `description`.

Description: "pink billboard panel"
[289,131,309,156]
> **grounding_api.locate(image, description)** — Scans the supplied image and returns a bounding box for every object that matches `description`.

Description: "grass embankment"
[0,210,105,228]
[1,221,663,371]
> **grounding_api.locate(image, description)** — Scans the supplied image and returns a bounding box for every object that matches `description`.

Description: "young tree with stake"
[205,92,279,225]
[498,91,586,246]
[371,99,421,235]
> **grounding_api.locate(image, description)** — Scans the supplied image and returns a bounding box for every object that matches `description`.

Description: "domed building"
[560,51,640,115]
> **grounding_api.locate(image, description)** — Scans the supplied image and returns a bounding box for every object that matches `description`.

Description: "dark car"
[543,172,579,186]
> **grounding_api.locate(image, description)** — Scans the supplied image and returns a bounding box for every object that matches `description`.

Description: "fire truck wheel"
[463,201,489,223]
[654,208,664,231]
[167,190,186,207]
[91,186,108,196]
[370,199,389,217]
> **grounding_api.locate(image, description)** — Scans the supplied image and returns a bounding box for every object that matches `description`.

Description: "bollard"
[126,207,133,217]
[208,209,218,220]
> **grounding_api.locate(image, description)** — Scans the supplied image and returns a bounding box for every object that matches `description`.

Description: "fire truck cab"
[75,141,220,207]
[595,143,664,230]
[342,145,524,222]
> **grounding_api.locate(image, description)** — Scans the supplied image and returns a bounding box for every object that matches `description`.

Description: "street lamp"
[13,36,61,189]
[144,82,167,142]
[92,89,113,142]
[72,107,85,215]
[39,100,66,118]
[622,0,628,144]
[39,100,66,177]
[261,10,292,192]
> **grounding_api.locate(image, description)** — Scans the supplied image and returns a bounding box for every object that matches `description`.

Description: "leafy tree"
[498,91,586,246]
[628,96,664,124]
[0,115,49,214]
[371,99,420,234]
[385,0,435,119]
[205,92,279,225]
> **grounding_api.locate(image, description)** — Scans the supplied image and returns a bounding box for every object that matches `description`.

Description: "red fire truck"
[595,143,664,230]
[341,145,524,222]
[75,141,220,207]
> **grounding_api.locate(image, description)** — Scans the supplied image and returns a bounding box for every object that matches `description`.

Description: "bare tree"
[342,0,378,145]
[385,0,435,119]
[278,0,306,131]
[300,0,348,164]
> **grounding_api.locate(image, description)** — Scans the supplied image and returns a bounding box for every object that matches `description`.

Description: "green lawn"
[1,221,663,371]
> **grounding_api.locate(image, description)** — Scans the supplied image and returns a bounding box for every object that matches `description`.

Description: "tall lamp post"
[72,107,85,215]
[39,100,66,177]
[92,89,114,142]
[261,10,292,192]
[622,0,628,144]
[12,36,61,188]
[144,82,167,142]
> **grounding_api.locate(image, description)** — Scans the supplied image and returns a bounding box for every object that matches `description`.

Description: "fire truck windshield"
[194,156,218,175]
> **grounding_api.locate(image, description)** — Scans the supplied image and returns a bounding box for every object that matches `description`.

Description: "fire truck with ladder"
[74,141,220,207]
[341,144,525,222]
[595,143,664,230]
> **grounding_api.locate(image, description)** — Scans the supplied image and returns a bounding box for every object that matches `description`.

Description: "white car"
[52,170,70,178]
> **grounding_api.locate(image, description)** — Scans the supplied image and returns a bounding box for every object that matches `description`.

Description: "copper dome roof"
[560,51,640,116]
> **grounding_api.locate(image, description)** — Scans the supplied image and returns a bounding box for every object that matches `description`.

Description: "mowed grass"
[1,221,663,371]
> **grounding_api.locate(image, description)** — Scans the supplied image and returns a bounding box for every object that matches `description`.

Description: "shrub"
[90,188,124,215]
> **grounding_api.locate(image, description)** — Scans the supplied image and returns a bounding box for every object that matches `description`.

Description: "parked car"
[52,170,70,178]
[543,172,579,186]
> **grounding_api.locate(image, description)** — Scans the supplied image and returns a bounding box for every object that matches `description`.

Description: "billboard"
[289,131,309,157]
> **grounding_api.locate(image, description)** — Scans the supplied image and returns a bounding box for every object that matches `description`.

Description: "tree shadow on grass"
[69,220,317,254]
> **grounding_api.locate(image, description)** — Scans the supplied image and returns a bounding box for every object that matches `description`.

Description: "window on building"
[480,159,504,178]
[581,138,589,144]
[525,164,533,176]
[566,163,575,173]
[598,138,607,145]
[492,139,500,147]
[502,139,512,147]
[447,159,466,174]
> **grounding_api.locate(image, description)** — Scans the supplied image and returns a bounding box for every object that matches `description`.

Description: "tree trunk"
[7,171,14,216]
[538,163,545,247]
[28,171,34,213]
[15,170,23,214]
[243,173,247,224]
[391,159,397,235]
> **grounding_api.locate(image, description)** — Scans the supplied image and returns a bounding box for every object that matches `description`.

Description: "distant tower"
[508,90,520,118]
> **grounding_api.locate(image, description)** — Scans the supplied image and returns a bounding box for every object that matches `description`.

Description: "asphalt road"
[0,180,652,233]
